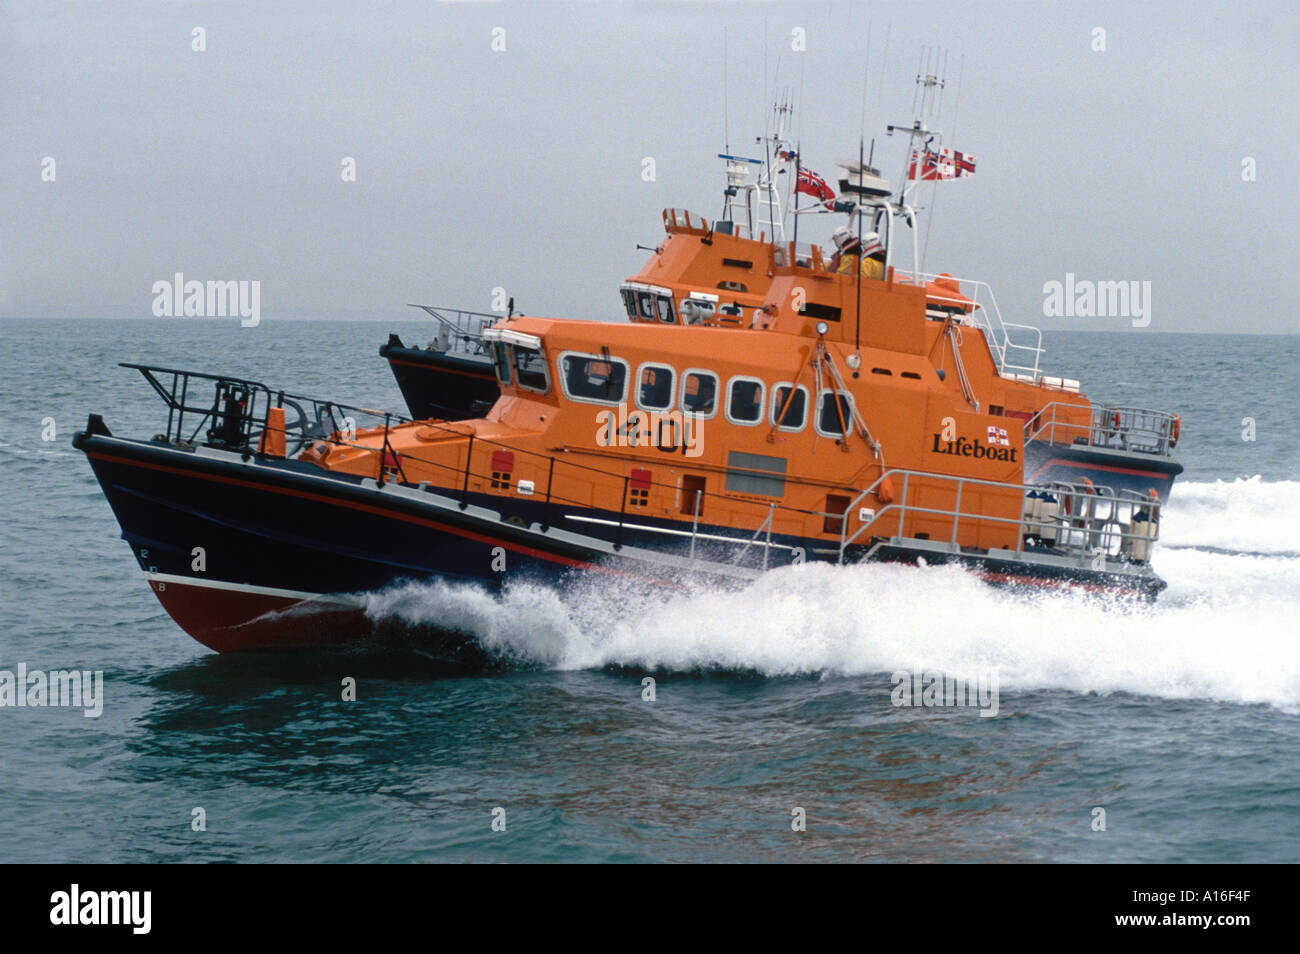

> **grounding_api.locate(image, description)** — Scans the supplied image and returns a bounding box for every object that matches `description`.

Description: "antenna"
[723,28,730,154]
[887,51,945,205]
[859,22,873,141]
[793,147,800,248]
[922,53,963,274]
[871,22,891,146]
[854,137,864,363]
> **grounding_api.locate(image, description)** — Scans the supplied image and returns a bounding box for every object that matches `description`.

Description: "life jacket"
[837,254,885,280]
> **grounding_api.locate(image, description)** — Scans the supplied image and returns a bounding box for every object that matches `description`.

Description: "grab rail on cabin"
[894,270,1044,382]
[407,304,500,356]
[1026,401,1180,458]
[837,468,1162,567]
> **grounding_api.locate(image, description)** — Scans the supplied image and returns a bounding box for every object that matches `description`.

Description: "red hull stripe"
[385,357,494,379]
[1028,458,1169,482]
[975,568,1136,595]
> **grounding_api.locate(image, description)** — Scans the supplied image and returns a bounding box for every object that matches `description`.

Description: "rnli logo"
[930,433,1018,463]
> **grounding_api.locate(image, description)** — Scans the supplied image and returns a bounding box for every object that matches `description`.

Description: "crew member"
[836,230,886,280]
[825,225,853,272]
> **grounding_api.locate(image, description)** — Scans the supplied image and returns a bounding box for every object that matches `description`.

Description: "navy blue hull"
[73,432,769,651]
[379,341,498,421]
[74,427,1166,653]
[1023,440,1183,501]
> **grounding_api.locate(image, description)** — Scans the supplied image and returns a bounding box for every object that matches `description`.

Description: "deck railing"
[1026,401,1180,457]
[407,304,499,356]
[895,270,1044,381]
[838,468,1161,566]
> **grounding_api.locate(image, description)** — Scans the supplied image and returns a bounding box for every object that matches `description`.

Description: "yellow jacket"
[836,253,885,280]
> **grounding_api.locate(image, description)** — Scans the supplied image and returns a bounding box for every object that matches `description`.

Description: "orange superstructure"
[301,250,1150,572]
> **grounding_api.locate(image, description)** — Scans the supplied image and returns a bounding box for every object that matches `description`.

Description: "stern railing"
[837,468,1162,566]
[1027,401,1180,457]
[407,304,500,356]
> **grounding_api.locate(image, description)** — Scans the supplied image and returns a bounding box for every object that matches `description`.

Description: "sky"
[2,0,1297,333]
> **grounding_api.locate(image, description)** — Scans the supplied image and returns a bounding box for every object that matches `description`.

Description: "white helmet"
[860,231,884,258]
[831,225,853,249]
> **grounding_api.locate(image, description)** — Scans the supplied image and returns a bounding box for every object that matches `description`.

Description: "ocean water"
[1,317,1297,863]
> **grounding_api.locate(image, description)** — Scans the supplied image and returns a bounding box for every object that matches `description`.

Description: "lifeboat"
[73,82,1177,654]
[75,256,1168,652]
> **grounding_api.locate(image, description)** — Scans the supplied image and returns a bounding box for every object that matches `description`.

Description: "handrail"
[1026,401,1180,458]
[837,467,1161,566]
[121,363,413,461]
[895,270,1044,380]
[407,304,500,356]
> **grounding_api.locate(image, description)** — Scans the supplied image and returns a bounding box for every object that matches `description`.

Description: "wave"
[1160,477,1300,555]
[361,530,1300,713]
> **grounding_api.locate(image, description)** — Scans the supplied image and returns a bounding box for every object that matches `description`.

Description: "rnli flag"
[909,146,977,181]
[986,425,1010,446]
[796,167,835,205]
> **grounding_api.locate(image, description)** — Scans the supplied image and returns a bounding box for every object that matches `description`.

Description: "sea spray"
[358,549,1300,712]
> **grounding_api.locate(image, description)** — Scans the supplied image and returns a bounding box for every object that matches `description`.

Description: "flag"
[796,166,835,205]
[909,146,977,181]
[777,148,799,163]
[986,425,1009,446]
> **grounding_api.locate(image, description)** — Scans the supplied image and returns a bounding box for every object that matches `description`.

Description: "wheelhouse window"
[637,364,675,412]
[727,377,765,425]
[636,292,656,322]
[771,384,809,431]
[512,345,549,393]
[655,295,676,324]
[560,353,628,405]
[620,288,638,321]
[490,341,512,386]
[680,370,718,417]
[816,389,855,438]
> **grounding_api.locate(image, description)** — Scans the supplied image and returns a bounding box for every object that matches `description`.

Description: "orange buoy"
[876,474,896,505]
[258,406,286,458]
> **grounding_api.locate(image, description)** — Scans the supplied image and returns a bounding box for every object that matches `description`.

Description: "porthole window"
[816,389,855,438]
[637,364,675,412]
[680,370,719,418]
[726,377,765,425]
[560,353,629,405]
[770,384,809,431]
